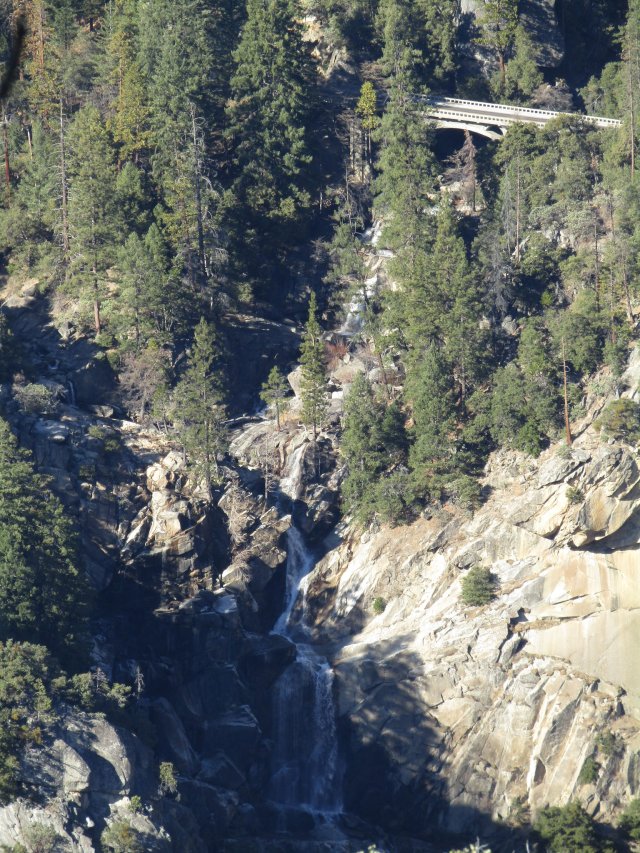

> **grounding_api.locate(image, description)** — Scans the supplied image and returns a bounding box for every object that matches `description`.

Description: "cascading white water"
[268,449,342,814]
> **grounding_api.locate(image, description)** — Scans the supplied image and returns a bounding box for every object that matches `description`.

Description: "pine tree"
[137,0,223,299]
[105,0,152,166]
[432,202,487,406]
[115,222,186,351]
[406,344,456,492]
[376,0,420,79]
[0,418,87,662]
[226,0,314,243]
[260,366,290,431]
[374,59,438,256]
[622,0,640,179]
[341,373,386,522]
[299,293,328,442]
[0,121,59,274]
[174,318,226,500]
[478,0,518,90]
[140,0,214,156]
[503,25,543,102]
[376,0,457,86]
[355,80,379,166]
[66,104,120,335]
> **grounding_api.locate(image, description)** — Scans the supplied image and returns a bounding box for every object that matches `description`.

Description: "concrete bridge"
[417,95,623,140]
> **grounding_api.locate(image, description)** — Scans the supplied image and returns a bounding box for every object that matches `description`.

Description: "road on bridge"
[416,95,622,136]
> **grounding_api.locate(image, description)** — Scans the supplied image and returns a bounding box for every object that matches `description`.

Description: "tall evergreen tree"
[432,202,488,405]
[0,418,87,661]
[0,121,59,274]
[374,74,438,256]
[341,373,387,522]
[299,293,328,442]
[66,104,119,335]
[406,344,456,493]
[260,366,290,431]
[226,0,314,260]
[478,0,519,89]
[106,0,152,166]
[174,318,226,500]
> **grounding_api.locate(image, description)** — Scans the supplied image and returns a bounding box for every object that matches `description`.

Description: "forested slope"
[1,0,640,850]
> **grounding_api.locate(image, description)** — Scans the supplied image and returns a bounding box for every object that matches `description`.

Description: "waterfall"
[268,449,342,815]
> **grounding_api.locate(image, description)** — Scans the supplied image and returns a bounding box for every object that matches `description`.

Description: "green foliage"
[596,399,640,442]
[488,321,562,457]
[341,374,409,525]
[406,344,456,489]
[477,0,518,88]
[158,761,178,795]
[0,123,60,278]
[534,801,601,852]
[12,383,58,415]
[448,475,483,512]
[87,424,106,440]
[503,26,543,102]
[578,755,599,785]
[65,671,131,714]
[0,313,16,383]
[372,597,386,614]
[0,419,87,661]
[299,294,329,442]
[100,820,143,853]
[619,797,640,840]
[566,486,585,505]
[375,0,458,85]
[596,730,621,757]
[461,566,498,607]
[66,104,120,336]
[374,77,437,254]
[0,642,63,803]
[225,0,314,281]
[128,795,143,814]
[174,318,227,499]
[0,640,116,804]
[260,366,290,430]
[21,822,60,853]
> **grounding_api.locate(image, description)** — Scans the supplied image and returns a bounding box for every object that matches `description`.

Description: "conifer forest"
[1,0,640,851]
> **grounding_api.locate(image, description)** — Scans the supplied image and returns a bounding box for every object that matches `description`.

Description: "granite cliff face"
[3,287,640,851]
[0,297,302,851]
[301,350,640,844]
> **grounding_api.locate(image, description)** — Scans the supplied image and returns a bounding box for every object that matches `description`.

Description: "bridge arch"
[433,119,505,141]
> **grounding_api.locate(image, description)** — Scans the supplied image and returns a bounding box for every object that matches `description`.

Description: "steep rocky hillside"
[300,348,640,847]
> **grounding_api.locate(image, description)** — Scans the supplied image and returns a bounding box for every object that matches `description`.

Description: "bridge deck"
[417,96,622,132]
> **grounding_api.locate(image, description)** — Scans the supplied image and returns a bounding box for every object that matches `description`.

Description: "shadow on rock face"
[336,636,528,851]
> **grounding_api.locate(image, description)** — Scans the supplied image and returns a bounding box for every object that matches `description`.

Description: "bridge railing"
[427,108,546,127]
[415,95,622,128]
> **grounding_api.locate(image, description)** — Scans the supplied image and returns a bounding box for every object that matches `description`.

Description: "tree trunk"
[593,211,600,311]
[514,153,521,265]
[92,219,101,335]
[562,337,572,447]
[622,255,634,324]
[629,62,636,180]
[190,105,206,285]
[59,100,70,262]
[3,116,10,197]
[93,285,101,335]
